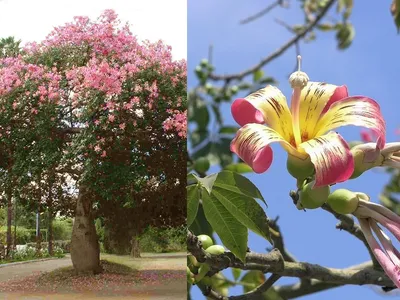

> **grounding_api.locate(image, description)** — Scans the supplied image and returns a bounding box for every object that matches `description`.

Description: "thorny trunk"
[70,186,101,274]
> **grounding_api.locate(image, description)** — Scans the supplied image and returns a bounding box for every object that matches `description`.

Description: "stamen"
[289,55,309,147]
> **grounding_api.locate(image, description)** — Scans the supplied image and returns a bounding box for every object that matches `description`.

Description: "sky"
[0,0,186,60]
[189,1,400,300]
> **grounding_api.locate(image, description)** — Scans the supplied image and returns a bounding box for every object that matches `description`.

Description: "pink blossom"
[101,150,107,157]
[94,145,101,152]
[108,114,115,122]
[119,123,126,130]
[355,200,400,288]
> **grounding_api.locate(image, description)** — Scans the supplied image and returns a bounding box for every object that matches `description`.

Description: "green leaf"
[214,171,266,204]
[193,173,218,194]
[224,163,253,174]
[394,0,400,32]
[219,126,239,134]
[191,98,209,130]
[187,185,200,226]
[240,270,265,293]
[187,173,197,185]
[253,69,264,82]
[212,187,271,242]
[336,23,355,50]
[190,130,209,148]
[189,203,214,238]
[232,268,242,281]
[263,288,285,300]
[211,103,223,125]
[202,189,248,262]
[258,77,276,85]
[317,23,334,31]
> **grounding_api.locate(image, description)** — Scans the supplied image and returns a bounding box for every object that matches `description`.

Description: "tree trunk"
[130,232,141,258]
[6,186,12,258]
[70,186,101,274]
[48,207,53,256]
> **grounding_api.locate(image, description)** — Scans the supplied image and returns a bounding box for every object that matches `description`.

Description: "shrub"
[52,218,73,240]
[139,225,186,253]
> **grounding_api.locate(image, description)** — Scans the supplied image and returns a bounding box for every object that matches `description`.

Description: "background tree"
[0,10,186,273]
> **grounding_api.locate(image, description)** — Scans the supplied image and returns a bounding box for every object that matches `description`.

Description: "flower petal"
[231,86,294,141]
[370,220,400,267]
[230,124,297,173]
[298,82,348,141]
[359,218,400,289]
[314,96,386,149]
[299,132,354,187]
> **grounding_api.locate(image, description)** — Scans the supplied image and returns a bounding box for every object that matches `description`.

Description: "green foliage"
[139,226,186,253]
[392,0,400,32]
[0,226,48,244]
[189,171,270,262]
[52,218,73,240]
[0,245,65,264]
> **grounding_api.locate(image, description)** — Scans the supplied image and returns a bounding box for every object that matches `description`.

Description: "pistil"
[289,55,309,147]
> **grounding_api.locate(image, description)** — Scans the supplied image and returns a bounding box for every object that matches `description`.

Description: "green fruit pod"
[327,189,359,214]
[197,234,214,250]
[287,154,314,181]
[297,182,330,209]
[205,245,225,255]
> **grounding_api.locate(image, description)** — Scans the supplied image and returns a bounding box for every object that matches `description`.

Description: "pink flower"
[230,56,385,187]
[94,119,100,126]
[119,123,126,130]
[354,199,400,288]
[31,108,38,115]
[101,150,107,157]
[108,114,115,122]
[94,145,101,152]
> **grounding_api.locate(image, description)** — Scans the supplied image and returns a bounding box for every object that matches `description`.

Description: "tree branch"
[239,0,284,25]
[321,203,380,267]
[230,274,282,300]
[187,231,394,288]
[209,0,336,81]
[275,279,341,299]
[268,216,297,262]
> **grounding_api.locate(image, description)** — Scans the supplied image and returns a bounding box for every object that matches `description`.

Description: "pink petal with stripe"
[299,131,354,187]
[230,124,296,174]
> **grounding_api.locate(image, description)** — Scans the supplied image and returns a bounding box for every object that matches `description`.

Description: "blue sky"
[188,1,400,299]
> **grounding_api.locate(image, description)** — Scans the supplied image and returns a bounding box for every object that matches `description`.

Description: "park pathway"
[0,253,186,300]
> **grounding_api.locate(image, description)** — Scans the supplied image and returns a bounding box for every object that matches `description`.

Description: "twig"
[268,217,297,262]
[240,0,284,25]
[209,0,336,81]
[321,203,380,268]
[274,261,374,298]
[187,231,394,287]
[230,274,282,300]
[275,279,341,298]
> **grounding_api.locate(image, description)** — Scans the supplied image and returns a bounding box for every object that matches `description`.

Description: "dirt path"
[0,253,186,300]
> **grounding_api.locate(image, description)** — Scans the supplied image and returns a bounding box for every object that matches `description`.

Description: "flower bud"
[205,245,225,255]
[297,182,330,209]
[197,234,214,250]
[350,144,382,179]
[287,154,314,181]
[327,189,359,214]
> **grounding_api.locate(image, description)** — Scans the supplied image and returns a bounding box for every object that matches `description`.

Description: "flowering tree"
[187,1,400,299]
[0,10,186,272]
